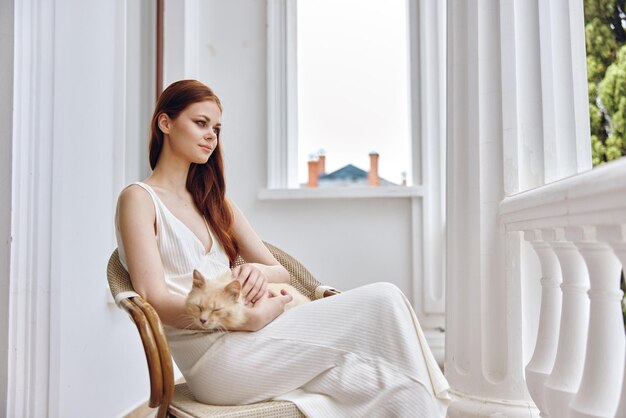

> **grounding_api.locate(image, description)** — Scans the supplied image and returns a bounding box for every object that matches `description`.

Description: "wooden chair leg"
[120,298,164,408]
[133,297,175,417]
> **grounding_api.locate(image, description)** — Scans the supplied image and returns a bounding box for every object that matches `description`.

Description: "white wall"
[195,0,423,306]
[0,0,14,412]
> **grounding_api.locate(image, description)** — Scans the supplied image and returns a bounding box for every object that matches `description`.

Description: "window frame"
[266,0,299,189]
[265,0,433,196]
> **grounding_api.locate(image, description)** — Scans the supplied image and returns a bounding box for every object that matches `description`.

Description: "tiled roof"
[319,164,398,186]
[319,164,367,181]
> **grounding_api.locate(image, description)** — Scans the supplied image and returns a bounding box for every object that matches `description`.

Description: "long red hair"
[148,80,239,264]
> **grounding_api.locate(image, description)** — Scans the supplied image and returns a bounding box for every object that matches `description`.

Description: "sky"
[296,0,411,185]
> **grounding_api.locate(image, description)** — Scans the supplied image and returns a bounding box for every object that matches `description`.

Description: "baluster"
[525,229,563,417]
[615,348,626,418]
[544,227,590,418]
[570,226,624,418]
[600,224,626,418]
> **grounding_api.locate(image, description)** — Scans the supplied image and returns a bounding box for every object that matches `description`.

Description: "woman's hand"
[241,289,293,331]
[232,263,269,305]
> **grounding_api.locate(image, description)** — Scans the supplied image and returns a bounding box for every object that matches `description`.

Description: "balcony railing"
[500,157,626,418]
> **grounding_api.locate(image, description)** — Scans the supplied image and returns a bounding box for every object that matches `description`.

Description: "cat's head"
[185,270,246,330]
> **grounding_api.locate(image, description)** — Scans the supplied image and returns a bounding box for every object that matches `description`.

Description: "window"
[265,0,445,198]
[296,0,411,188]
[266,0,427,193]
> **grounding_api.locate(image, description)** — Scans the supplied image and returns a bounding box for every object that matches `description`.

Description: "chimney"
[307,159,319,188]
[317,153,326,176]
[368,152,380,186]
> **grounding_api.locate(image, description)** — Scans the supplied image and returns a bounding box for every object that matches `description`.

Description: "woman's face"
[160,100,222,164]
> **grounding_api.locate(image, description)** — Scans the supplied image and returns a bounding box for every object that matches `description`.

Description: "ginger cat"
[186,269,311,331]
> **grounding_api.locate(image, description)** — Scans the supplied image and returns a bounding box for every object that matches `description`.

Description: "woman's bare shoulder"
[117,183,155,218]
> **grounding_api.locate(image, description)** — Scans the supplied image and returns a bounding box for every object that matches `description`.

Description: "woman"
[116,80,449,417]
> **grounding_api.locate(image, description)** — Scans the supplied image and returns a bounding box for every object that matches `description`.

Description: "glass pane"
[297,0,411,187]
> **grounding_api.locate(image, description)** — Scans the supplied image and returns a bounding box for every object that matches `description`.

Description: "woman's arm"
[228,199,290,304]
[117,186,291,331]
[117,185,193,328]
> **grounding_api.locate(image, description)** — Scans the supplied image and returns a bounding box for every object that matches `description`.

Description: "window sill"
[258,186,423,200]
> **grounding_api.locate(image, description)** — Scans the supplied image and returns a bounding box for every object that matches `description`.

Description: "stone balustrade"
[500,157,626,418]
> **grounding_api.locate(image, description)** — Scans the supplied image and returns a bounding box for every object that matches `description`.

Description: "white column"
[524,230,563,417]
[537,0,591,182]
[0,0,14,414]
[569,228,624,418]
[446,0,592,415]
[543,228,591,418]
[9,0,57,416]
[500,0,545,192]
[446,0,538,415]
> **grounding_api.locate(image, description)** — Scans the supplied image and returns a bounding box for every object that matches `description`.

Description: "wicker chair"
[107,242,339,418]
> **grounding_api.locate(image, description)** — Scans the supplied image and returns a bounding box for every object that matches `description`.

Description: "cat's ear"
[192,269,206,289]
[224,280,241,301]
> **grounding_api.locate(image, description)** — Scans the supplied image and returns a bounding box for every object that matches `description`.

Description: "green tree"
[599,46,626,160]
[584,0,626,165]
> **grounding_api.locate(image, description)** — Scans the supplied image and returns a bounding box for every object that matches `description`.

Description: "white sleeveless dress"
[115,182,450,417]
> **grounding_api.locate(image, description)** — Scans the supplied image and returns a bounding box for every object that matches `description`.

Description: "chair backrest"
[107,248,135,299]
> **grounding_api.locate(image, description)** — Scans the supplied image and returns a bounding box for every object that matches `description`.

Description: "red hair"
[149,80,239,264]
